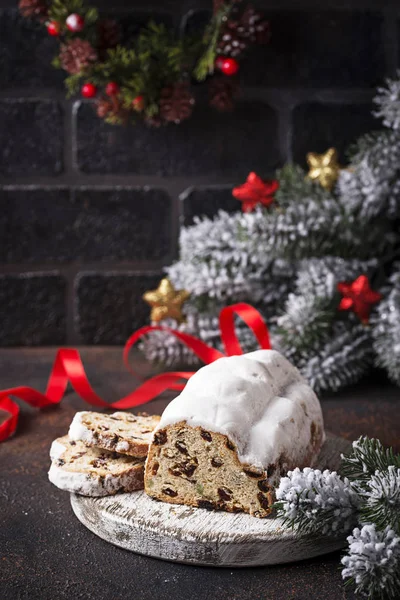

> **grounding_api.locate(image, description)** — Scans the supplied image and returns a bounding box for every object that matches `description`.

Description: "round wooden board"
[71,432,350,567]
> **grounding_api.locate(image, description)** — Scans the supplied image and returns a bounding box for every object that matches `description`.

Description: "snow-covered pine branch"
[275,467,359,536]
[341,525,400,600]
[372,269,400,386]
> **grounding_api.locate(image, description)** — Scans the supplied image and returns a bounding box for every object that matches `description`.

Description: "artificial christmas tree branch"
[275,437,400,600]
[143,74,400,393]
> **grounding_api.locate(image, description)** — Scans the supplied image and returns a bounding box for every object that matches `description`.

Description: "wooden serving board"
[71,433,350,567]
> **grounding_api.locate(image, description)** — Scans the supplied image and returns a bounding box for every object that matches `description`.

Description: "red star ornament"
[337,275,382,323]
[232,172,279,213]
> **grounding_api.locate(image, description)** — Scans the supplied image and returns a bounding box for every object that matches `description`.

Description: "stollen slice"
[50,434,71,460]
[68,411,161,458]
[48,436,145,496]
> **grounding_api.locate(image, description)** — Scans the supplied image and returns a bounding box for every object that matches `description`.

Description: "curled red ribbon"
[0,303,271,442]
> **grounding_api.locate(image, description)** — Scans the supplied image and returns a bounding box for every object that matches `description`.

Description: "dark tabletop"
[1,348,399,600]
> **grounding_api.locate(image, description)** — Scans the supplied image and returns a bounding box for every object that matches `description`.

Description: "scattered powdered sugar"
[116,440,130,452]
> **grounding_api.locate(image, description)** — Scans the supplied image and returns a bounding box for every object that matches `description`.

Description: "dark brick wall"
[0,0,399,345]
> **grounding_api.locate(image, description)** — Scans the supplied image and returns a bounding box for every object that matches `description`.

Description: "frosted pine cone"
[209,77,237,111]
[19,0,48,21]
[60,39,98,75]
[159,82,195,124]
[239,7,270,45]
[341,525,400,599]
[218,22,248,58]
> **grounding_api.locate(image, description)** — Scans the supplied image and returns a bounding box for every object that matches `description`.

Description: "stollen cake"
[48,436,145,496]
[69,411,160,457]
[144,349,324,518]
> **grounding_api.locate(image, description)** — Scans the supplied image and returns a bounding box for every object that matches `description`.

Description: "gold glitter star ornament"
[306,147,341,191]
[143,278,190,323]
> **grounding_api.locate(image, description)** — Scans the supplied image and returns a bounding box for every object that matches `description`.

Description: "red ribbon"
[0,303,271,443]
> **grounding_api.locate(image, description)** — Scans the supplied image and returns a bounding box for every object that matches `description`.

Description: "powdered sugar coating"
[68,410,160,458]
[158,350,324,469]
[48,463,141,496]
[68,413,96,444]
[116,441,130,453]
[50,438,68,460]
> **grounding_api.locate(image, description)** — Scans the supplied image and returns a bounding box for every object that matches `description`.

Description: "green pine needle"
[194,4,232,81]
[341,437,400,485]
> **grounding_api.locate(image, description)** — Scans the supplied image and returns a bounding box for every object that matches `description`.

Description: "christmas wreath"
[19,0,270,125]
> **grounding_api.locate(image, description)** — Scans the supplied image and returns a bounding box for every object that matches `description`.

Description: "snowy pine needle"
[361,467,400,534]
[341,436,400,486]
[274,467,359,536]
[275,438,400,599]
[372,269,400,385]
[374,73,400,130]
[341,525,400,600]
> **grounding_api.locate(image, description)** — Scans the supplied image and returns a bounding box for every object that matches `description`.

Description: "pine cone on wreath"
[239,7,270,45]
[60,39,98,75]
[145,114,163,128]
[96,98,113,119]
[159,82,195,124]
[99,96,129,124]
[213,0,225,12]
[97,19,121,55]
[19,0,48,21]
[217,22,248,58]
[209,76,237,111]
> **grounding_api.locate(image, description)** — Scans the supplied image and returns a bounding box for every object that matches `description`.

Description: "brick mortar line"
[0,264,167,275]
[64,267,79,344]
[277,106,293,165]
[0,88,377,101]
[0,177,236,189]
[62,99,75,177]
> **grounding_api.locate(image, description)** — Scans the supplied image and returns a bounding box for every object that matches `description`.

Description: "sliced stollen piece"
[145,349,325,518]
[50,434,71,460]
[69,411,161,458]
[48,437,145,496]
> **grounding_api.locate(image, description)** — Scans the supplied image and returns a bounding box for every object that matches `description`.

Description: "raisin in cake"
[69,411,160,458]
[48,435,145,496]
[145,350,324,518]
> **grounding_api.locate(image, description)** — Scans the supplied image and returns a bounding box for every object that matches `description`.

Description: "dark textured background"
[1,0,399,345]
[0,348,399,600]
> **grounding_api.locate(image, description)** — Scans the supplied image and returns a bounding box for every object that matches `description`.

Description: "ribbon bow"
[0,303,271,442]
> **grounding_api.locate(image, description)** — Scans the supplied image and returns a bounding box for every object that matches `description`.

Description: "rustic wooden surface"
[1,347,399,600]
[72,434,351,566]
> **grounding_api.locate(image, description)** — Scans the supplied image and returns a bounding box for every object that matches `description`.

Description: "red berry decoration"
[132,95,145,112]
[338,275,382,323]
[215,56,239,76]
[105,82,120,96]
[81,83,97,98]
[66,13,85,32]
[47,21,61,36]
